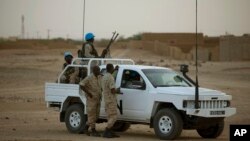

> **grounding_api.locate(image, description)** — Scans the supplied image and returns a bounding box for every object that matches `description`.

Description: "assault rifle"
[101,31,119,58]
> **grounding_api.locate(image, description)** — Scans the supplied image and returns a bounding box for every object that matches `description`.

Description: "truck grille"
[186,100,229,109]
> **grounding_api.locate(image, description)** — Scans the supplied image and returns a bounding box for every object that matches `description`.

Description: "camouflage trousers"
[105,100,118,129]
[86,96,101,129]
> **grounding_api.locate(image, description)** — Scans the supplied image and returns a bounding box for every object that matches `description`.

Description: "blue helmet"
[64,51,73,58]
[85,32,95,41]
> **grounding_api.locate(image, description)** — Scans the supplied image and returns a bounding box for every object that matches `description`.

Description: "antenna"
[37,31,39,39]
[83,0,86,41]
[21,15,25,39]
[195,0,199,109]
[47,29,50,40]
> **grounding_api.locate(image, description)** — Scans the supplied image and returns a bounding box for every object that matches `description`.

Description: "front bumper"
[186,107,236,117]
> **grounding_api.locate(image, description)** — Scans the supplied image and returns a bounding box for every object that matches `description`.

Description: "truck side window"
[121,70,146,90]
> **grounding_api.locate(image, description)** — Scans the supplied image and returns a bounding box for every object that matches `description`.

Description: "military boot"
[103,128,120,138]
[89,128,101,137]
[103,128,113,138]
[110,130,120,138]
[83,125,90,135]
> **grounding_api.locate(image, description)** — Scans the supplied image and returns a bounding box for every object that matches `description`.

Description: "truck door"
[117,69,148,120]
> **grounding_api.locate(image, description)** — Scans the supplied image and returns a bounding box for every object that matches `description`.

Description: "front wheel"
[153,108,183,140]
[197,120,224,138]
[65,104,86,133]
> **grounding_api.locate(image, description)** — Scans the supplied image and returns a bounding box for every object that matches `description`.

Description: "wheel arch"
[150,102,178,128]
[60,96,85,122]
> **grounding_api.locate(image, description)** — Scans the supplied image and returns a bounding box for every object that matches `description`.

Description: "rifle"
[101,31,119,58]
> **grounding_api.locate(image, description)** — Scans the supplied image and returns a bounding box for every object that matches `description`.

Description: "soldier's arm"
[80,86,93,98]
[111,88,116,94]
[79,77,93,98]
[109,75,116,94]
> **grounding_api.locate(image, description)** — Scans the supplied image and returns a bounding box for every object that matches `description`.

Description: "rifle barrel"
[106,32,119,50]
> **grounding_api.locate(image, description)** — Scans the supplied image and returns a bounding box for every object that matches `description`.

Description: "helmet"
[85,32,95,41]
[64,51,73,58]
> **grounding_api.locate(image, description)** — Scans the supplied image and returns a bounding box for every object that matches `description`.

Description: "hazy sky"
[0,0,250,39]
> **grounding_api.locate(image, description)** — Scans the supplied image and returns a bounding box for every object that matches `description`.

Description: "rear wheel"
[65,104,86,133]
[112,121,131,132]
[153,108,183,140]
[197,120,224,138]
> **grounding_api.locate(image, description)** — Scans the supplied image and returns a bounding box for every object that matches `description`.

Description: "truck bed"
[45,83,81,107]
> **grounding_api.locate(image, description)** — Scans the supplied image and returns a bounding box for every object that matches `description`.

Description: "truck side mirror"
[180,64,189,74]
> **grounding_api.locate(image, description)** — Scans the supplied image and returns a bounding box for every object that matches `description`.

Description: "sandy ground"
[0,44,250,141]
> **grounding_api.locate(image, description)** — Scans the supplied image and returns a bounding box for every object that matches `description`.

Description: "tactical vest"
[78,42,98,58]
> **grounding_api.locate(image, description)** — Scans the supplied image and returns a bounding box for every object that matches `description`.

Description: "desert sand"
[0,42,249,141]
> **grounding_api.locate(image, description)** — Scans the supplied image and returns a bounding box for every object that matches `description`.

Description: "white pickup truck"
[45,58,236,140]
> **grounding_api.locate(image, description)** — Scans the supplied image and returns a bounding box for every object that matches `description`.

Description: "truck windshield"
[142,69,191,87]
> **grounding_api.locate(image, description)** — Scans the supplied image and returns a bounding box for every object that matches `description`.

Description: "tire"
[153,108,183,140]
[65,104,86,134]
[197,120,224,138]
[112,121,131,132]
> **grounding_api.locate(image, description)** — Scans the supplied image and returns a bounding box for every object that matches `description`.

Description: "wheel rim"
[158,115,173,134]
[69,111,81,128]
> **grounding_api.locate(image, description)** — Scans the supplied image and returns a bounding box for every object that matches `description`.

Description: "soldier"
[60,52,79,84]
[102,64,120,138]
[79,32,107,58]
[81,33,98,58]
[80,66,102,137]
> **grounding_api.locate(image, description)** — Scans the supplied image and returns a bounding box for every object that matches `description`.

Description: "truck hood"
[156,87,225,96]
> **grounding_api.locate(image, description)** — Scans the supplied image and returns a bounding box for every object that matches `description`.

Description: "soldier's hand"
[116,88,121,94]
[102,49,108,55]
[88,93,93,98]
[101,49,108,58]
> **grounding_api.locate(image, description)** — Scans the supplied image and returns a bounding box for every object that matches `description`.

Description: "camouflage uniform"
[60,63,79,84]
[80,74,102,129]
[84,43,96,58]
[102,73,117,129]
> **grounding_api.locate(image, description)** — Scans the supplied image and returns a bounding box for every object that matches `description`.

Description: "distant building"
[219,35,250,61]
[141,32,250,61]
[142,33,204,53]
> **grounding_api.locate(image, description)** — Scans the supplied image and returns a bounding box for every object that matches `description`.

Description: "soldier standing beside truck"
[79,66,102,137]
[102,64,120,138]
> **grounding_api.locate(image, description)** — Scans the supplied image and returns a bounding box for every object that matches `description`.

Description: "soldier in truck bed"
[79,32,107,58]
[59,52,79,84]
